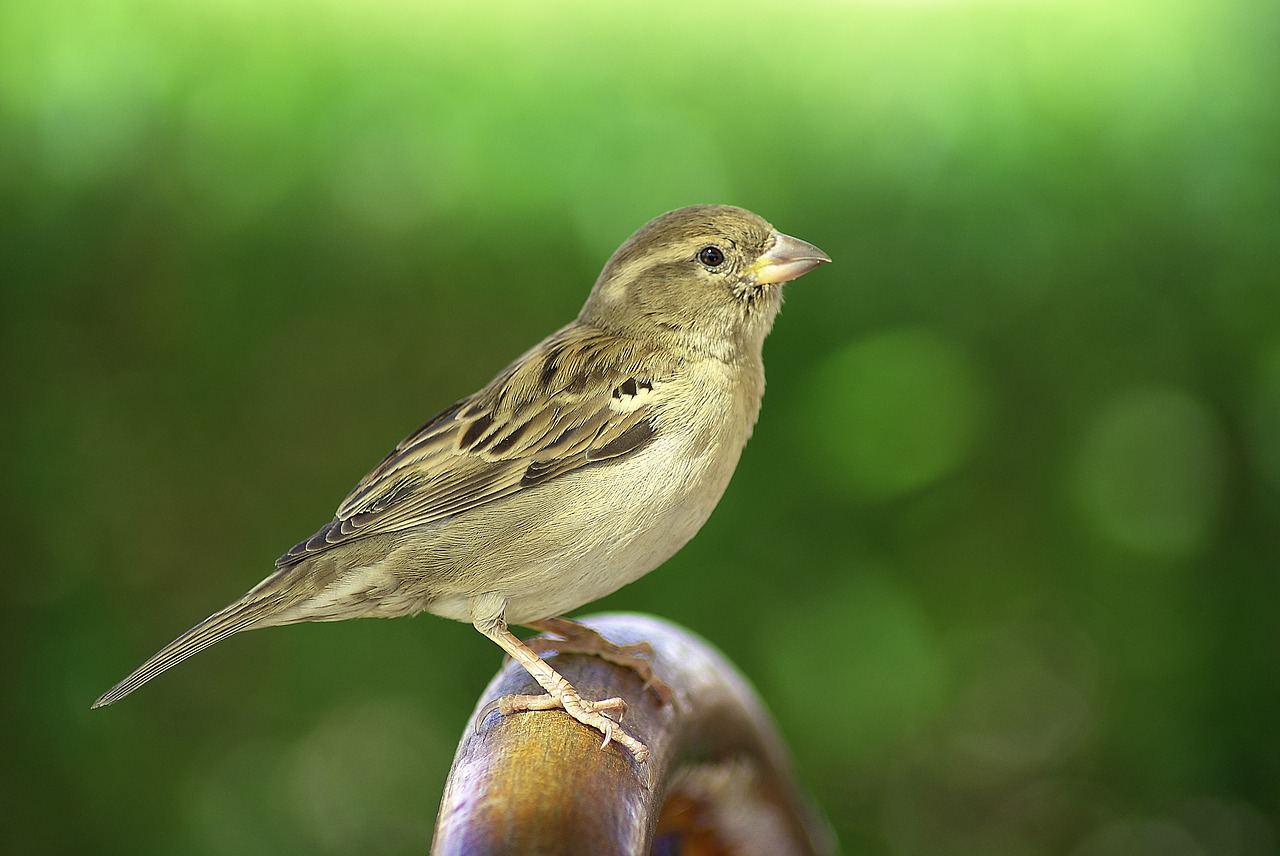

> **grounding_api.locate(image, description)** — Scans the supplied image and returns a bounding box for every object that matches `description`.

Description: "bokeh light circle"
[1072,387,1225,557]
[803,327,987,499]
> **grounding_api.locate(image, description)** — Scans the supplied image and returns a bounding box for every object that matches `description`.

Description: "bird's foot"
[477,620,654,766]
[524,617,675,705]
[478,687,650,764]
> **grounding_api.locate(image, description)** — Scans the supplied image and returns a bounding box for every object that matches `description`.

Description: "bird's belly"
[425,424,744,627]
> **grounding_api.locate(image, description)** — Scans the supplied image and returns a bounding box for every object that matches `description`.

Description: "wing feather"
[276,325,674,567]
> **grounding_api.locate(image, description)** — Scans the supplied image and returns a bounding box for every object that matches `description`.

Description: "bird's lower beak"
[751,232,832,285]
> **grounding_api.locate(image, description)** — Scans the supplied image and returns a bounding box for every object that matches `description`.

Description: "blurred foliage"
[2,0,1278,853]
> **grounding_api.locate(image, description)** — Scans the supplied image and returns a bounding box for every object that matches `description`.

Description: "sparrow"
[93,204,830,763]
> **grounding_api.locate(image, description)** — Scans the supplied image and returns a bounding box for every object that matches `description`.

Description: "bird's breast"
[492,362,761,623]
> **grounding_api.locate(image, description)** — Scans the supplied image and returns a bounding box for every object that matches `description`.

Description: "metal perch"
[431,613,836,856]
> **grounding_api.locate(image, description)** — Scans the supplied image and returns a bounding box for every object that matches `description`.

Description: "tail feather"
[92,590,291,709]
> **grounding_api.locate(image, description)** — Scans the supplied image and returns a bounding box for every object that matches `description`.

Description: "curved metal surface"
[431,613,835,856]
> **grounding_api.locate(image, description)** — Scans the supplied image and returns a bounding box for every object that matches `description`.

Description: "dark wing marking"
[276,325,669,567]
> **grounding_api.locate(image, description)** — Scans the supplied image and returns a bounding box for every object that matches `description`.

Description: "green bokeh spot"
[804,328,986,499]
[763,571,943,764]
[1073,387,1225,557]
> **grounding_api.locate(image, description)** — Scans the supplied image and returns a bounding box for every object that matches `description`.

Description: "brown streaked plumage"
[93,204,830,763]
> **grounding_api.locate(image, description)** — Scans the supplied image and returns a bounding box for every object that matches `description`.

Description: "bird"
[92,204,830,763]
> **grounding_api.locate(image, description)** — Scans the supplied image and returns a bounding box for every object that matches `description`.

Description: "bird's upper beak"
[751,232,832,285]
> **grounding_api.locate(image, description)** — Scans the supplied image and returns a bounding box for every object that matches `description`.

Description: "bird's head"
[580,205,830,362]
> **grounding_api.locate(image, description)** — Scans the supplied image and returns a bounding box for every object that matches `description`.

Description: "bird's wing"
[276,325,670,567]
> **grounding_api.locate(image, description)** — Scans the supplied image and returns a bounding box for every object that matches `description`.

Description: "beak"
[751,232,832,285]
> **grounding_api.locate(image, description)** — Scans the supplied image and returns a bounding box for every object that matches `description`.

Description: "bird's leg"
[523,616,674,704]
[475,620,650,764]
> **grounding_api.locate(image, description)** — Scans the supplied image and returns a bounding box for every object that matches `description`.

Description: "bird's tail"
[91,567,309,709]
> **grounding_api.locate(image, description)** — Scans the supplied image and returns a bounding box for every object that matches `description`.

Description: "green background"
[3,0,1277,852]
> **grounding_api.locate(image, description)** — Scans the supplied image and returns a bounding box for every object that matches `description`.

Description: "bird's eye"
[697,245,725,268]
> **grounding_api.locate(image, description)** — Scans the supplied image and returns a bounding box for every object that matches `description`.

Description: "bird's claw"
[475,689,647,763]
[521,624,675,706]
